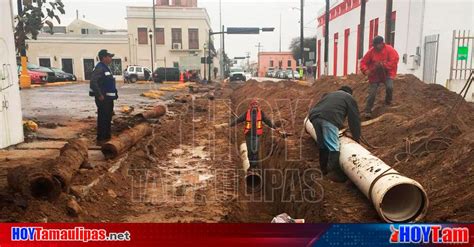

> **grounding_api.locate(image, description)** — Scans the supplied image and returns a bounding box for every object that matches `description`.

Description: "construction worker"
[89,49,118,145]
[360,36,400,118]
[308,86,361,182]
[230,99,277,169]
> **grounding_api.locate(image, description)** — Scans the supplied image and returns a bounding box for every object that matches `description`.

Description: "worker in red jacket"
[360,36,400,118]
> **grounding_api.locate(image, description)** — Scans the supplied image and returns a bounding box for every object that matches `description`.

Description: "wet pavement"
[21,82,169,121]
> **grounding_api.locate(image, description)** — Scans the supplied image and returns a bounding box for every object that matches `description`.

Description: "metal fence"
[449,30,474,80]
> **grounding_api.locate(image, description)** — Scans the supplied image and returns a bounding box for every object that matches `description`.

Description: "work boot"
[319,149,329,175]
[326,151,348,183]
[362,112,372,119]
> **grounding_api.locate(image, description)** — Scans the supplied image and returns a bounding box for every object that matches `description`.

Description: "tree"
[289,37,317,65]
[15,0,65,54]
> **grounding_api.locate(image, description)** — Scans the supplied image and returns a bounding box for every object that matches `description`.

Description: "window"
[188,28,199,49]
[110,59,122,76]
[172,28,182,47]
[287,60,292,67]
[39,58,51,68]
[155,28,165,45]
[81,28,89,35]
[129,67,135,72]
[270,60,274,67]
[389,11,396,46]
[138,28,148,45]
[369,18,379,48]
[136,67,143,73]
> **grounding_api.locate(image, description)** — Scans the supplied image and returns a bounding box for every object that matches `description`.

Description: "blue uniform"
[89,62,118,142]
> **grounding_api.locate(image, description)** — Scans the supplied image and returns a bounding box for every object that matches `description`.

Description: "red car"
[17,65,48,84]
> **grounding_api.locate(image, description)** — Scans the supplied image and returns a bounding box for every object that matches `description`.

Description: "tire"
[130,75,138,83]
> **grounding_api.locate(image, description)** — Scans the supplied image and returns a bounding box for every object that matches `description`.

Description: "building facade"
[26,0,214,81]
[126,5,212,75]
[315,0,473,100]
[258,52,297,77]
[1,0,24,148]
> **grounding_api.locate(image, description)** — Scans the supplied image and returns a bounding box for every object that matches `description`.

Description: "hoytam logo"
[11,227,131,242]
[390,225,469,244]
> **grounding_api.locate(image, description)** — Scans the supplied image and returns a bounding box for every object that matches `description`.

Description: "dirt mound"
[227,74,474,222]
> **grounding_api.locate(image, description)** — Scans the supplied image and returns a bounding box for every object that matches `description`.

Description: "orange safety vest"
[244,108,263,135]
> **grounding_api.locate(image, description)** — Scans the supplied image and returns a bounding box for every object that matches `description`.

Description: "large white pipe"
[239,142,262,191]
[304,118,429,223]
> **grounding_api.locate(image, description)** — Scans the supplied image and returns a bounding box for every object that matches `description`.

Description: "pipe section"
[304,117,428,222]
[239,142,262,192]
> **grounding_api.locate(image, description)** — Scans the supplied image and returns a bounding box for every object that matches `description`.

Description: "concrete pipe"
[135,105,167,120]
[239,142,262,192]
[304,117,429,223]
[7,138,89,200]
[102,123,153,159]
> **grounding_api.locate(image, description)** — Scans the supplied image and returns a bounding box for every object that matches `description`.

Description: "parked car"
[288,70,301,80]
[51,67,77,81]
[266,69,275,78]
[153,67,180,83]
[229,67,246,82]
[17,65,48,84]
[27,63,57,82]
[274,70,282,79]
[125,65,152,83]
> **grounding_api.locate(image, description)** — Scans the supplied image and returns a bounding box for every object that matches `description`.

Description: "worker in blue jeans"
[308,86,361,182]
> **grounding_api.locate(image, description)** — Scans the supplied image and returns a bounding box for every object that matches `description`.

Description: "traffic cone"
[179,72,184,83]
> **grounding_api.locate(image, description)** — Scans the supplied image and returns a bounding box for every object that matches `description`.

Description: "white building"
[1,0,24,148]
[126,5,213,76]
[26,0,216,81]
[315,0,474,101]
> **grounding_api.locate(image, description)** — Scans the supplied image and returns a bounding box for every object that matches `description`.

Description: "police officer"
[89,49,118,145]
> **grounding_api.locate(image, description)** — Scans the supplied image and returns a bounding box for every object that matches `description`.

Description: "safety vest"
[244,108,263,136]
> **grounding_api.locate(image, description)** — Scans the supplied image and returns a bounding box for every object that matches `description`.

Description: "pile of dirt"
[226,74,474,223]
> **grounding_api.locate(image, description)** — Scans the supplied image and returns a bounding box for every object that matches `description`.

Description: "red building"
[258,52,297,77]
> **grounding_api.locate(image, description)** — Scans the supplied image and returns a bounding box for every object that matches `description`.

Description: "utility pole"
[246,51,250,72]
[219,0,223,79]
[300,0,304,68]
[324,0,329,75]
[279,12,282,52]
[385,0,393,45]
[152,0,156,70]
[208,31,212,82]
[17,0,31,88]
[358,0,367,60]
[256,42,263,77]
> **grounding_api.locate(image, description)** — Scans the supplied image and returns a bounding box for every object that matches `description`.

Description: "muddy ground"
[0,75,473,223]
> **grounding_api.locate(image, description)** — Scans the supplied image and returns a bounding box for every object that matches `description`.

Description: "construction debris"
[141,90,164,99]
[66,198,82,217]
[23,120,38,132]
[271,213,305,223]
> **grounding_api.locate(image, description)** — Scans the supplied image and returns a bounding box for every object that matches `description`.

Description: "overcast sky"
[36,0,324,62]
